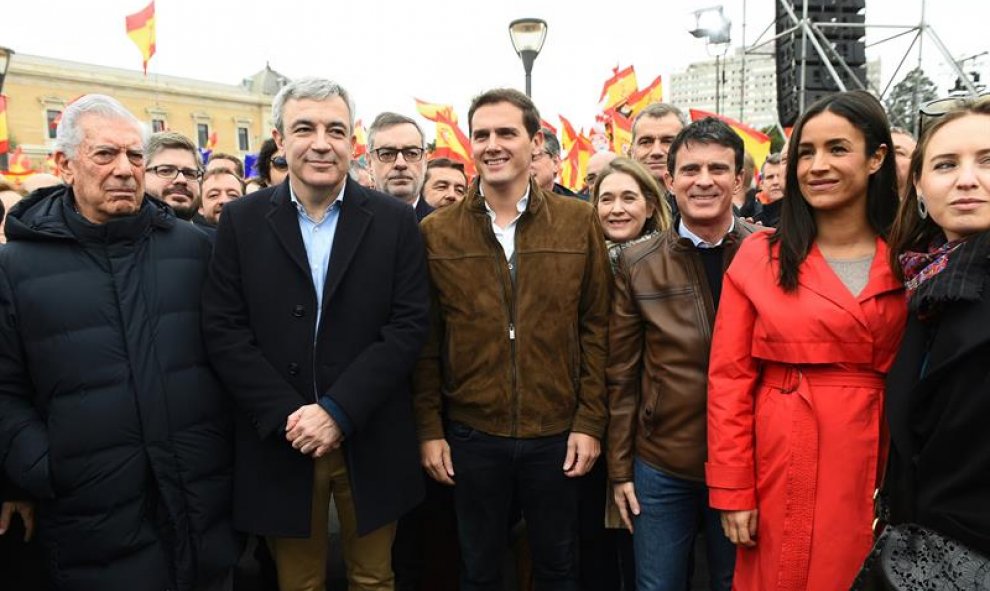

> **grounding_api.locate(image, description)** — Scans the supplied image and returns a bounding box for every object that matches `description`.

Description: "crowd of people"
[0,74,987,591]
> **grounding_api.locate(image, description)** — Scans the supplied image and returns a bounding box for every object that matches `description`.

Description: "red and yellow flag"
[604,109,633,156]
[207,131,218,151]
[0,96,8,155]
[539,118,558,135]
[4,147,36,177]
[599,66,638,110]
[560,132,594,192]
[625,76,663,117]
[352,119,368,159]
[125,1,156,75]
[558,115,579,152]
[434,110,476,179]
[415,99,457,123]
[689,109,772,172]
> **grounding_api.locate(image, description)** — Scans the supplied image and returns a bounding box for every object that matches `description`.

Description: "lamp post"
[508,18,548,97]
[690,6,731,115]
[0,46,13,172]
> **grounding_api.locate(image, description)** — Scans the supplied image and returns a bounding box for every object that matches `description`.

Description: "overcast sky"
[4,0,987,135]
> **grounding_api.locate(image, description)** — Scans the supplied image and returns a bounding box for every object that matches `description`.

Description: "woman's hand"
[721,509,758,547]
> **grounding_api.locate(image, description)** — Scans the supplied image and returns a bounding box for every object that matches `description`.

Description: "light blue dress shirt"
[289,183,352,435]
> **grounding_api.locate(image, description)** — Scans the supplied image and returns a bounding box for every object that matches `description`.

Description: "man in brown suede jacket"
[606,117,760,590]
[414,88,610,590]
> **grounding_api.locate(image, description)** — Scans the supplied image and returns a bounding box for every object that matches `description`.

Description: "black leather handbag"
[850,523,990,590]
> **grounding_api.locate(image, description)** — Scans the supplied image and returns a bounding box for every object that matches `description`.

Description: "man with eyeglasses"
[0,94,240,590]
[367,112,433,221]
[144,131,204,222]
[532,128,582,199]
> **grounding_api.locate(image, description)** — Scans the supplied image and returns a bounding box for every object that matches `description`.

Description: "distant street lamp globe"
[508,18,548,97]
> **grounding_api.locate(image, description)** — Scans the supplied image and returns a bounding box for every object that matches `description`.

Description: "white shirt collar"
[482,186,530,220]
[678,217,735,248]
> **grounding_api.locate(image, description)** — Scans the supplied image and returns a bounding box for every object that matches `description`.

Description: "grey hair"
[54,94,146,158]
[367,112,425,150]
[631,102,688,142]
[539,128,562,158]
[271,77,356,134]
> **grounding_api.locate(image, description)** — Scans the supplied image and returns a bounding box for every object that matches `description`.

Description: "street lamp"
[0,46,14,171]
[690,6,731,115]
[508,18,548,97]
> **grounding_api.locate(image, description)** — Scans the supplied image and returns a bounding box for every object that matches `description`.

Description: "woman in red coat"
[706,90,906,591]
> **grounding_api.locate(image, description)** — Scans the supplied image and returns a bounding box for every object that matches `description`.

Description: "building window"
[237,127,250,151]
[46,109,62,140]
[197,123,210,149]
[152,118,167,133]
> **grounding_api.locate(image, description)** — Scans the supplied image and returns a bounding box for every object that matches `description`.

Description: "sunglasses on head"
[919,92,990,130]
[270,156,288,171]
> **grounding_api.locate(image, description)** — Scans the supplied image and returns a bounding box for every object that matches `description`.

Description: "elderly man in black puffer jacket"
[0,94,240,591]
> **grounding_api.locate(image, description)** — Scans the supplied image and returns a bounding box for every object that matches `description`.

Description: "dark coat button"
[292,304,305,317]
[287,362,300,376]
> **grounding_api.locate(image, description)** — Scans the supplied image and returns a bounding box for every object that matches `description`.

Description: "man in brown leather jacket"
[414,88,610,590]
[606,117,759,591]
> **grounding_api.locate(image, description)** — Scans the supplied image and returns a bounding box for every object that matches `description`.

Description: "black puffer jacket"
[0,187,240,591]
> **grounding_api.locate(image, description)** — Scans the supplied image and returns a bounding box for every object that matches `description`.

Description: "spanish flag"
[604,109,633,156]
[433,110,476,179]
[125,1,156,75]
[352,119,368,159]
[689,109,772,172]
[4,147,35,177]
[599,66,638,110]
[560,132,594,192]
[625,76,664,118]
[415,99,456,123]
[0,96,8,155]
[558,115,579,152]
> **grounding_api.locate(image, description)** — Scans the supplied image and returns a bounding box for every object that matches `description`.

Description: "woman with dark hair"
[866,97,990,586]
[706,90,906,591]
[244,138,288,193]
[592,157,673,270]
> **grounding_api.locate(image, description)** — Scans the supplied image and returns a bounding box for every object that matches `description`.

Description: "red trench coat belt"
[758,363,884,591]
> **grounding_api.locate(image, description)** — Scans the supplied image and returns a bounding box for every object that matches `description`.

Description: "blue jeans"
[447,422,579,591]
[632,457,735,591]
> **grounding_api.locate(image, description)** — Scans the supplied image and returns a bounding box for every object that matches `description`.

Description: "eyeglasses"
[146,165,203,181]
[372,147,425,163]
[88,147,145,167]
[531,151,552,162]
[270,156,288,171]
[585,173,599,187]
[919,93,990,129]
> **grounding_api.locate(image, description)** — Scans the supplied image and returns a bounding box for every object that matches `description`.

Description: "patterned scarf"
[899,238,965,296]
[899,231,990,317]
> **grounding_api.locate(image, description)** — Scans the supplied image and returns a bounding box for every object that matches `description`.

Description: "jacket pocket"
[640,383,662,437]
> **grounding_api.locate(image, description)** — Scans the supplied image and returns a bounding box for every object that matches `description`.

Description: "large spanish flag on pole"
[0,96,9,155]
[689,109,772,172]
[125,1,156,75]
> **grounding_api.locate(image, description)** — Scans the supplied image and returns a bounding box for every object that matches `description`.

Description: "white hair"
[54,94,147,158]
